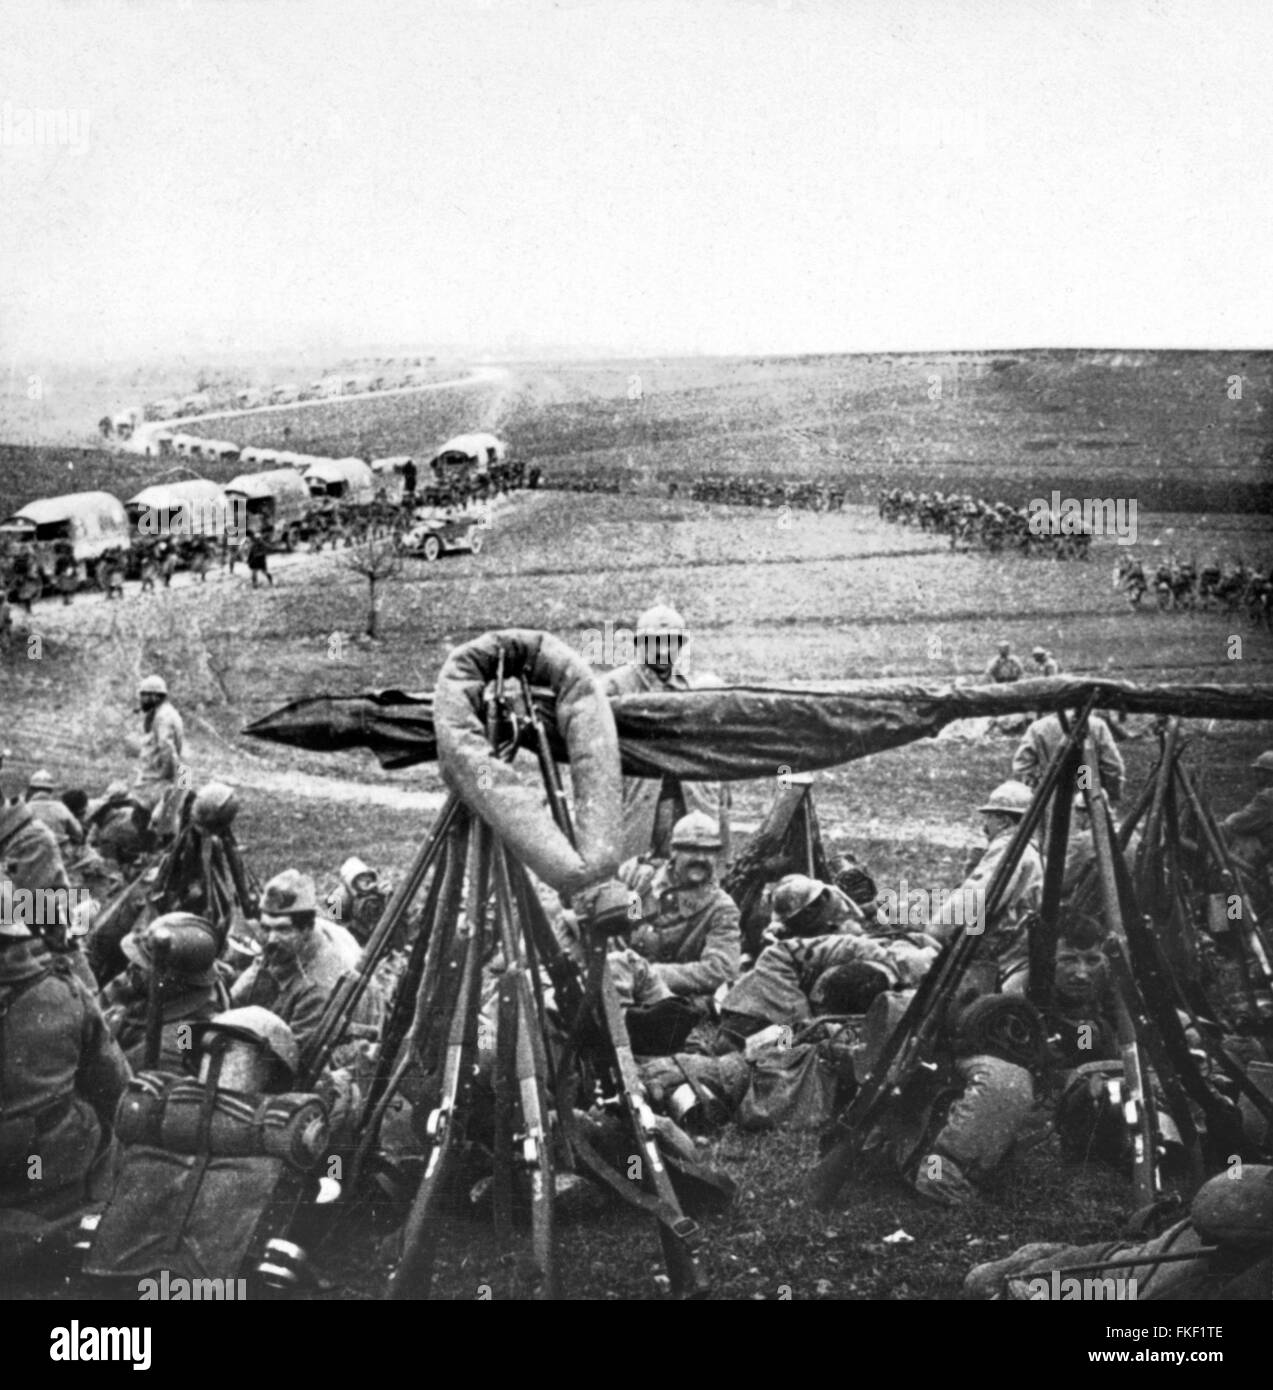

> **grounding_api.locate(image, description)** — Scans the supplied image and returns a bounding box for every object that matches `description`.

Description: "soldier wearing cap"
[600,603,730,861]
[132,675,186,830]
[230,870,361,1051]
[930,780,1043,995]
[984,641,1024,684]
[0,913,129,1218]
[101,913,230,1072]
[620,811,742,1003]
[23,770,84,858]
[1221,751,1273,882]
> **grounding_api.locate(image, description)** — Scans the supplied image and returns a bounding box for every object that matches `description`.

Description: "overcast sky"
[1,0,1269,362]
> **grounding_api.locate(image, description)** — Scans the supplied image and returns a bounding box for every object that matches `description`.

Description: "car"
[395,511,485,561]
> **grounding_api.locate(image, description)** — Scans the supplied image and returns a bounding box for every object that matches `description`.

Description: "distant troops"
[246,534,273,588]
[1030,645,1059,676]
[984,640,1024,684]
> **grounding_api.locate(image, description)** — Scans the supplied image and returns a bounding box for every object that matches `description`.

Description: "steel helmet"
[121,912,220,985]
[769,873,824,924]
[191,781,240,831]
[339,856,377,894]
[1031,647,1047,658]
[1250,751,1273,774]
[192,1006,300,1085]
[978,780,1034,817]
[27,768,55,792]
[260,869,318,919]
[579,878,642,935]
[635,604,688,639]
[669,810,724,852]
[137,674,168,697]
[1189,1164,1273,1249]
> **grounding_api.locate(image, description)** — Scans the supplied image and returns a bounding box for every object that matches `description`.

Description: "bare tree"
[340,532,403,639]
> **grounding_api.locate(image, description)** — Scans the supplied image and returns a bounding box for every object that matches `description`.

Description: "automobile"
[395,510,484,561]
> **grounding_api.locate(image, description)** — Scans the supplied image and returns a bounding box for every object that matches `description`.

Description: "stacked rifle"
[306,650,710,1300]
[810,708,1273,1212]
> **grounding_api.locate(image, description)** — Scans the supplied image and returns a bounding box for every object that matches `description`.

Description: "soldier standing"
[247,533,273,588]
[600,603,730,861]
[132,674,185,838]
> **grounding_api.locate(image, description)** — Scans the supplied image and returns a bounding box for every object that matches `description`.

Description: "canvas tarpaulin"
[244,669,1273,783]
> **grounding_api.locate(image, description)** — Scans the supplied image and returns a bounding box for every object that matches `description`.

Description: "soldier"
[246,533,273,588]
[620,812,742,1007]
[984,640,1024,684]
[1030,646,1059,677]
[931,780,1043,995]
[230,870,360,1052]
[0,915,130,1218]
[137,547,157,594]
[188,535,210,583]
[715,919,937,1051]
[761,873,866,947]
[1220,749,1273,884]
[100,913,229,1072]
[157,541,178,589]
[600,603,730,861]
[1012,709,1125,805]
[23,770,84,858]
[132,674,185,837]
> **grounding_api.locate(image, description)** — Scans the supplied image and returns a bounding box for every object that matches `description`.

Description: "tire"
[422,535,441,562]
[469,532,484,556]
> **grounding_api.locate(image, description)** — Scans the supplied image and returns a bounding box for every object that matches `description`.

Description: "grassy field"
[3,349,1272,1300]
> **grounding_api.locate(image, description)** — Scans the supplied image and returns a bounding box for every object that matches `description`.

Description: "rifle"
[298,791,462,1088]
[142,928,173,1070]
[1175,761,1273,995]
[809,696,1098,1209]
[388,824,489,1299]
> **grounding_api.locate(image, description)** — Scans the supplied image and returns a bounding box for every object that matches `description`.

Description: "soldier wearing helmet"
[1030,646,1059,677]
[132,675,186,835]
[0,913,129,1218]
[928,780,1043,996]
[984,641,1023,684]
[100,913,230,1072]
[1220,750,1273,884]
[23,769,84,858]
[229,870,363,1051]
[619,811,742,1003]
[763,873,864,945]
[599,602,731,862]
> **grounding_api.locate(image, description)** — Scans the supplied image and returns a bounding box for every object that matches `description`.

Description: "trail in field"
[142,365,509,431]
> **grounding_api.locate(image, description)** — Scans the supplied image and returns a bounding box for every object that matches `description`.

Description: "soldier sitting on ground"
[0,914,130,1220]
[100,913,230,1072]
[619,811,742,1011]
[230,870,370,1053]
[23,769,84,859]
